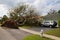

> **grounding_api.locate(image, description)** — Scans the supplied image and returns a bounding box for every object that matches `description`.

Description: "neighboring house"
[43,13,60,20]
[43,13,60,27]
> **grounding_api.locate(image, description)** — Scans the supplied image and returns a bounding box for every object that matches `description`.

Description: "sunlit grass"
[45,28,60,37]
[23,34,53,40]
[19,26,32,29]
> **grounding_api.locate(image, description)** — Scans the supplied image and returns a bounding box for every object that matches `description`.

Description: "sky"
[0,0,60,17]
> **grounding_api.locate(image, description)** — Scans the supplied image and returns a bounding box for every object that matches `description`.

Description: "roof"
[43,13,60,20]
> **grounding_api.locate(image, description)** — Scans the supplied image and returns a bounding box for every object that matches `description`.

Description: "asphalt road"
[2,27,31,40]
[2,26,53,40]
[27,26,53,32]
[0,27,16,40]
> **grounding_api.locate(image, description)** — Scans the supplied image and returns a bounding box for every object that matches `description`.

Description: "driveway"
[2,27,32,40]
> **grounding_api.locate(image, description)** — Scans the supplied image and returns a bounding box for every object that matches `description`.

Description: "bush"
[1,20,18,29]
[58,19,60,28]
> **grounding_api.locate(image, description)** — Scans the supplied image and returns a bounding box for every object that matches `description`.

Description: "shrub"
[58,19,60,28]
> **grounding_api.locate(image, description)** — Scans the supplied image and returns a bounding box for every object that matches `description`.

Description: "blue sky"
[0,0,60,17]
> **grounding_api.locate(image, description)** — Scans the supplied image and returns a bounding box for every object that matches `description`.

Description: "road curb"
[19,27,60,40]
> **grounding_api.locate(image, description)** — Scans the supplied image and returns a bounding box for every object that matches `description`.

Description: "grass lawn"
[45,28,60,37]
[19,26,32,29]
[23,34,53,40]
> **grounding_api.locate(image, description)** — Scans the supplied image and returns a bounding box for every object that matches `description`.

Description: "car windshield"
[44,22,49,23]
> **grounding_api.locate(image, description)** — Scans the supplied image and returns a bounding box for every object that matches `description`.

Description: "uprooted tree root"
[1,20,18,29]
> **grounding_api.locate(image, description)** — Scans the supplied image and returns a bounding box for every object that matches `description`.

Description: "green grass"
[45,28,60,37]
[19,26,32,29]
[23,35,53,40]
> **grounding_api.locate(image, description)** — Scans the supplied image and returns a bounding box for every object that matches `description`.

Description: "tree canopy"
[58,10,60,13]
[9,4,41,26]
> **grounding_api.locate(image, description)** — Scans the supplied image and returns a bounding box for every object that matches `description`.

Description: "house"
[43,13,60,27]
[43,13,60,20]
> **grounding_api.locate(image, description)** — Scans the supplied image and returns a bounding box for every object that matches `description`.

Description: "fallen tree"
[1,20,18,29]
[9,4,41,26]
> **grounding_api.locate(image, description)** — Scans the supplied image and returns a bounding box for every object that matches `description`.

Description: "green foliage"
[58,10,60,13]
[58,19,60,27]
[23,35,53,40]
[0,15,8,23]
[2,15,8,21]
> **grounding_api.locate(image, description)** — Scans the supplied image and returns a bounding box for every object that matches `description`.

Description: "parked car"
[41,21,57,28]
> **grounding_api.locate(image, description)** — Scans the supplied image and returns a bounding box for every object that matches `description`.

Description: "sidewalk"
[0,27,16,40]
[19,27,60,40]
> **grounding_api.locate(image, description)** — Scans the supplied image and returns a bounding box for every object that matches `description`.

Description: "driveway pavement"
[2,27,32,40]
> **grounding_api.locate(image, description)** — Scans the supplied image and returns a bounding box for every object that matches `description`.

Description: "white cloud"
[0,0,60,16]
[31,0,60,16]
[32,0,47,12]
[0,4,8,17]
